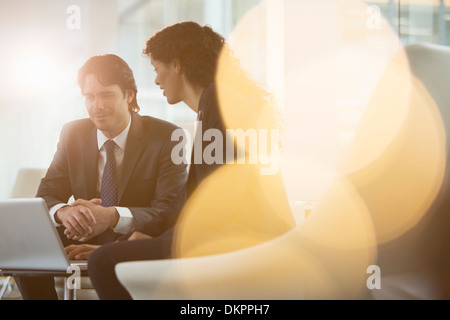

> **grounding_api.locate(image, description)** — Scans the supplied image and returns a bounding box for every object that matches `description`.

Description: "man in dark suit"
[14,54,187,299]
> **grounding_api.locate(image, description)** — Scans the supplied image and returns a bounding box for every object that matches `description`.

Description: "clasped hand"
[56,198,117,242]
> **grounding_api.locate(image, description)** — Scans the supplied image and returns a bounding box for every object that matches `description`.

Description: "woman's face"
[151,57,184,105]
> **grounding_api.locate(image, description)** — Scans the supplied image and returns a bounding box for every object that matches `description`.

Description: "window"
[366,0,450,45]
[116,0,263,123]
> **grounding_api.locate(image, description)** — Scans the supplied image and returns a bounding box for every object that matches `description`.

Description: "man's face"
[151,57,184,105]
[83,74,131,138]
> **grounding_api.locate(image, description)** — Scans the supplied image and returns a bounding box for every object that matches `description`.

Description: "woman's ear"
[172,58,182,74]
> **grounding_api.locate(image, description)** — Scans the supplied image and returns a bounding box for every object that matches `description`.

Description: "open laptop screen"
[0,198,75,272]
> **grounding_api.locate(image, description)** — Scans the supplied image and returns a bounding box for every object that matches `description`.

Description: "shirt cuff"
[49,203,69,226]
[114,207,135,234]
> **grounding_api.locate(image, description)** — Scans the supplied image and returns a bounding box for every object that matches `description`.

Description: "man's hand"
[127,231,152,241]
[58,198,120,242]
[65,244,100,260]
[56,204,96,240]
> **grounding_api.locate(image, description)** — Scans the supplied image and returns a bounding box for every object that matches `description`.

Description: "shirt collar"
[97,114,132,151]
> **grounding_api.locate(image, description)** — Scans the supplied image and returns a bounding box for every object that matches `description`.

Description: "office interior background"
[0,0,449,200]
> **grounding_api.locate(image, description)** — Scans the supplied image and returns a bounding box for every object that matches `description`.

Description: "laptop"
[0,197,87,274]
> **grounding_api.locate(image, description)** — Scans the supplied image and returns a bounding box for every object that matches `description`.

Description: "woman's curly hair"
[144,21,282,142]
[144,21,224,88]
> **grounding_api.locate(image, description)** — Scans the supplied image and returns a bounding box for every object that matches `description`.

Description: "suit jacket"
[136,83,225,236]
[186,82,226,197]
[36,111,188,236]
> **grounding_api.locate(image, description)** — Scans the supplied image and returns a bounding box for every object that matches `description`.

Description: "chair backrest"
[405,43,450,299]
[405,43,450,154]
[11,168,47,198]
[372,43,450,299]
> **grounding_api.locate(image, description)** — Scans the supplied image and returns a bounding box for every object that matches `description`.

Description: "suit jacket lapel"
[84,124,99,199]
[118,112,144,203]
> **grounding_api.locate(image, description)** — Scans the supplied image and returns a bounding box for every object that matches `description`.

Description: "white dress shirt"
[49,115,135,234]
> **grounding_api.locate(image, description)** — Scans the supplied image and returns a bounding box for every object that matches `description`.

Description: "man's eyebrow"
[83,89,116,95]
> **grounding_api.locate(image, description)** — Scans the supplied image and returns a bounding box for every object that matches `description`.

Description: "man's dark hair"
[77,54,140,113]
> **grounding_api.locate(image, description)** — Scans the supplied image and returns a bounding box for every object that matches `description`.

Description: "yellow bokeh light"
[169,0,446,298]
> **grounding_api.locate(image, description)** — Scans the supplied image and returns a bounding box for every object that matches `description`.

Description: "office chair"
[368,43,450,299]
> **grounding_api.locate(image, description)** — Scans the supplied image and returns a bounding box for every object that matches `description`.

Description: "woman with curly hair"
[88,21,295,300]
